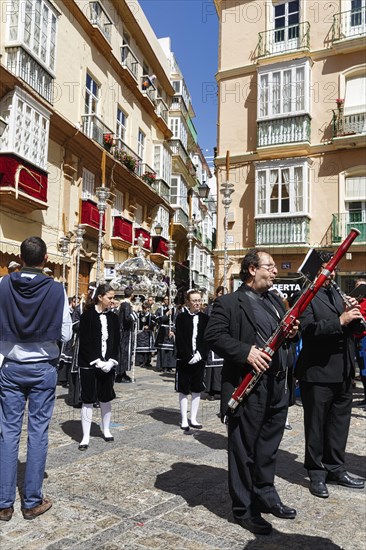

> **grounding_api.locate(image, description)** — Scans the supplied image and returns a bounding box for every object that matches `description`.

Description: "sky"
[139,0,219,167]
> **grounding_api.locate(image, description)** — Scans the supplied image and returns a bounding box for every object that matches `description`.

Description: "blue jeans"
[0,360,57,509]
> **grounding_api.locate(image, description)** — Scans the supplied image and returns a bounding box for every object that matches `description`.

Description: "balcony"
[151,178,170,202]
[170,95,188,116]
[173,207,189,228]
[111,216,133,250]
[140,163,157,186]
[82,114,113,147]
[81,199,105,232]
[332,8,366,43]
[155,97,169,123]
[151,236,169,257]
[0,154,48,213]
[332,212,366,244]
[332,110,366,138]
[135,228,151,250]
[141,75,157,104]
[255,216,310,246]
[120,44,139,80]
[89,1,112,42]
[170,139,197,176]
[113,138,142,175]
[257,114,311,148]
[6,47,54,103]
[258,22,310,58]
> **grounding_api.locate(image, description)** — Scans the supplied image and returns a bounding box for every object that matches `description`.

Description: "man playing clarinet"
[295,252,364,498]
[205,249,299,535]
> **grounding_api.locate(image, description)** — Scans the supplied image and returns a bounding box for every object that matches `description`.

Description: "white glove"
[94,359,107,369]
[188,351,202,365]
[100,360,115,373]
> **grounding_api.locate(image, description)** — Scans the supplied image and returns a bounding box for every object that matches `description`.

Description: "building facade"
[214,0,365,292]
[0,0,215,300]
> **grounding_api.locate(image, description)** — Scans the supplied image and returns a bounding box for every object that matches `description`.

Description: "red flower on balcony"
[142,171,156,185]
[336,98,344,109]
[103,133,114,146]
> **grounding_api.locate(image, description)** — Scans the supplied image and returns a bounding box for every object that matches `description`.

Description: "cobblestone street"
[1,365,365,550]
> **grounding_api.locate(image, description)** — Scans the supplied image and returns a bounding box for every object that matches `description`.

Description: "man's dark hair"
[20,236,47,267]
[124,286,134,298]
[239,248,267,283]
[215,285,225,295]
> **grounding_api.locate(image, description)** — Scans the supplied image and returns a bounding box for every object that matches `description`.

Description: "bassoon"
[228,227,361,411]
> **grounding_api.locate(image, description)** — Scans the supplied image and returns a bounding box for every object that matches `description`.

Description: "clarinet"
[228,227,361,411]
[330,280,366,330]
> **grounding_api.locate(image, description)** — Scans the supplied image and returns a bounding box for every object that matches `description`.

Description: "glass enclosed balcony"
[6,47,54,103]
[332,8,366,42]
[255,216,310,246]
[257,114,311,147]
[332,212,366,243]
[258,21,310,57]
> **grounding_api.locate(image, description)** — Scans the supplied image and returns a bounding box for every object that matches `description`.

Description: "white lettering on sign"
[273,283,301,300]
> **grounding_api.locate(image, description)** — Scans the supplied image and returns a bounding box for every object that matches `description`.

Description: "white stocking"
[80,403,93,445]
[190,392,201,425]
[100,401,112,438]
[179,393,189,428]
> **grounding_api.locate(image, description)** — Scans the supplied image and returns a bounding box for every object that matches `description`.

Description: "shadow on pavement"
[243,531,342,549]
[193,430,227,450]
[60,419,103,442]
[139,406,181,426]
[155,461,230,519]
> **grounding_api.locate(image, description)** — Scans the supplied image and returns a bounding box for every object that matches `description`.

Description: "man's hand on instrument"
[247,346,271,373]
[288,319,300,339]
[340,306,362,326]
[345,296,360,310]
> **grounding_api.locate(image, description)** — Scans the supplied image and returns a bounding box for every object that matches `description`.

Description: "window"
[274,0,299,44]
[258,60,309,119]
[345,176,366,222]
[113,190,124,216]
[154,144,172,183]
[170,176,188,213]
[137,129,145,160]
[116,107,127,142]
[344,74,366,115]
[350,0,366,29]
[7,0,58,72]
[82,168,95,200]
[255,160,309,217]
[85,73,99,114]
[169,117,188,147]
[135,204,144,225]
[155,206,170,239]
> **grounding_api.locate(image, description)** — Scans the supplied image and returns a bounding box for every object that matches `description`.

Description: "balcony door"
[350,0,366,36]
[274,0,300,52]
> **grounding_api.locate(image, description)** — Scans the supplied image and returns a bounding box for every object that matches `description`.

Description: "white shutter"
[344,76,366,115]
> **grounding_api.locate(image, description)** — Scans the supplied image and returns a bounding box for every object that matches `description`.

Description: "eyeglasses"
[258,263,277,272]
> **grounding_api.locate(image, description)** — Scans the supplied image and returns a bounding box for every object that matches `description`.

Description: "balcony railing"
[170,95,188,116]
[89,1,112,41]
[140,163,156,185]
[332,212,366,243]
[332,110,366,137]
[332,8,366,42]
[113,138,142,175]
[155,97,169,123]
[120,44,139,80]
[170,139,197,175]
[258,21,310,57]
[257,114,311,147]
[173,207,189,228]
[82,114,113,147]
[6,47,54,103]
[152,179,170,201]
[141,75,157,103]
[255,216,310,246]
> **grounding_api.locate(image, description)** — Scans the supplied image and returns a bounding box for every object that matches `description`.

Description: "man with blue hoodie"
[0,236,72,521]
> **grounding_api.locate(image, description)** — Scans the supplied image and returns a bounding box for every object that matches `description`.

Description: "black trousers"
[228,373,289,520]
[299,380,352,481]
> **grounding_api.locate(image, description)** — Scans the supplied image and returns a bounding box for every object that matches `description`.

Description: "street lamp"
[220,181,234,291]
[74,224,85,300]
[167,239,176,331]
[59,236,70,287]
[186,220,195,289]
[96,186,110,284]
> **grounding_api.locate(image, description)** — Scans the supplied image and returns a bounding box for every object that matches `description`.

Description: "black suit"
[295,286,356,481]
[205,285,294,520]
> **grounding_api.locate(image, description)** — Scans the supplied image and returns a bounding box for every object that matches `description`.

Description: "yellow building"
[214,0,365,292]
[0,0,214,298]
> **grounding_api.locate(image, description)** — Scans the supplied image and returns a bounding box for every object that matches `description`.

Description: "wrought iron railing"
[257,114,311,147]
[6,47,54,103]
[258,21,310,57]
[141,75,156,103]
[332,212,366,243]
[332,110,366,137]
[255,216,310,245]
[332,8,366,41]
[82,113,113,147]
[89,1,112,41]
[120,44,139,79]
[113,137,142,175]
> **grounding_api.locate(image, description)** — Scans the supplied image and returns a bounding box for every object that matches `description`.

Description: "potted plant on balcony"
[103,133,114,152]
[336,98,344,110]
[121,152,137,172]
[142,171,156,185]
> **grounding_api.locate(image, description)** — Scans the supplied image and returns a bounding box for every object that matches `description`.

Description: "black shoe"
[189,422,203,429]
[180,424,189,432]
[78,444,88,451]
[104,436,114,442]
[235,515,272,535]
[264,502,296,519]
[327,473,365,489]
[310,480,329,498]
[121,375,132,383]
[284,423,292,430]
